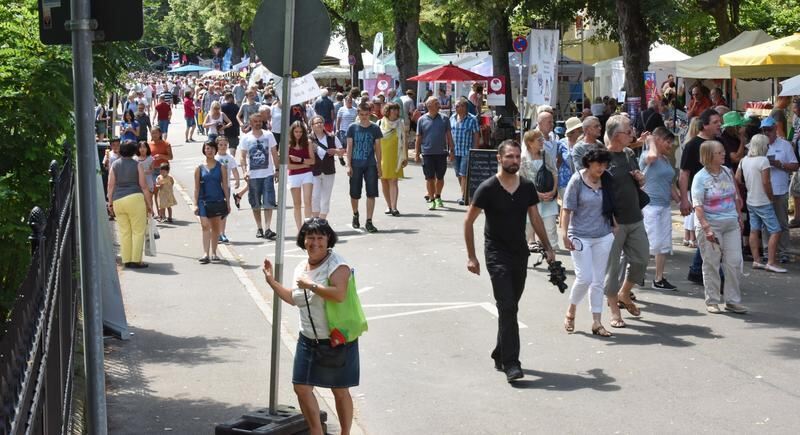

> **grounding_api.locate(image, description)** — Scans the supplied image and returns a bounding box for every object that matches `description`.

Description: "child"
[155,163,177,223]
[103,137,121,171]
[214,135,240,244]
[683,213,697,248]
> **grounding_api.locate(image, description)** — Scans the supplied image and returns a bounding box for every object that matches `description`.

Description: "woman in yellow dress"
[379,102,407,216]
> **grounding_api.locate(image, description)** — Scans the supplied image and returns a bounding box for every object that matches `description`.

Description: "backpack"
[535,150,555,193]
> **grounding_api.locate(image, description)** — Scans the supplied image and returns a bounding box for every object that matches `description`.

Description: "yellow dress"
[379,119,404,179]
[157,175,177,208]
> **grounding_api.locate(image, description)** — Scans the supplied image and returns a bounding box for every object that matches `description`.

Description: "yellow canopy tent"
[719,33,800,78]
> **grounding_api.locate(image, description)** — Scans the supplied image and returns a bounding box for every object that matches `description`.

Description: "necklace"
[307,252,330,267]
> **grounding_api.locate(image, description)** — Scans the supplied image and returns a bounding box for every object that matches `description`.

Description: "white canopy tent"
[593,43,689,99]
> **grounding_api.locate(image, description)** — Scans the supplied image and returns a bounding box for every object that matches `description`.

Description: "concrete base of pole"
[215,406,327,434]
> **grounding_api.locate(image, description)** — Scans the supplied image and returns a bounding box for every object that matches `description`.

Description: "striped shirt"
[337,106,357,133]
[449,113,479,157]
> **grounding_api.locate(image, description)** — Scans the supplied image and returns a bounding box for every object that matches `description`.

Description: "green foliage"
[0,0,144,320]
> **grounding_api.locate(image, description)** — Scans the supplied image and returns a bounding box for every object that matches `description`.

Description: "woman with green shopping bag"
[262,217,366,435]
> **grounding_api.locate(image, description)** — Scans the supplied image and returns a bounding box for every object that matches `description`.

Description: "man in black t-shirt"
[679,108,722,283]
[464,140,554,383]
[220,93,241,152]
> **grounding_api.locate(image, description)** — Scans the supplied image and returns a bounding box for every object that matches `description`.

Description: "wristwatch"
[311,283,318,292]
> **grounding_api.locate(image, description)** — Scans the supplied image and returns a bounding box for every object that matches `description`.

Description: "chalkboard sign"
[465,149,498,205]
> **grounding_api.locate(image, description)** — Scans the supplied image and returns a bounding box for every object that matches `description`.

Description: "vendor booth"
[593,43,689,100]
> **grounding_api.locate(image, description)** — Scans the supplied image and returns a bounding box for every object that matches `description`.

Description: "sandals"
[618,298,641,316]
[564,315,575,333]
[592,325,613,337]
[233,193,242,209]
[609,318,626,328]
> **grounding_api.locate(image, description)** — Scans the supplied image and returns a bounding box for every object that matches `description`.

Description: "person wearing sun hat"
[719,110,748,172]
[557,117,583,203]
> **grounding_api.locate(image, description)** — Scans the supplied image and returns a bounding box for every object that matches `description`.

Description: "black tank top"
[311,133,337,176]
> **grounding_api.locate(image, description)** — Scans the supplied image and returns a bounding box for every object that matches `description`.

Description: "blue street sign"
[513,36,528,53]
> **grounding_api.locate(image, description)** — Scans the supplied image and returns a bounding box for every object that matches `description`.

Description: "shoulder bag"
[535,150,556,193]
[325,268,368,345]
[303,289,347,369]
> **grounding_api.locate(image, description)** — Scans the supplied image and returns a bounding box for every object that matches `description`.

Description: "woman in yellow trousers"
[107,140,153,268]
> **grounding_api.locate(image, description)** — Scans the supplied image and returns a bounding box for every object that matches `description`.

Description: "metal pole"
[269,0,295,415]
[68,0,107,432]
[519,52,524,145]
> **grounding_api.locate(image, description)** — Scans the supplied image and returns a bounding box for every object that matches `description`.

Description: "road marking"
[173,178,366,435]
[366,303,483,321]
[363,302,476,307]
[479,302,528,329]
[357,286,374,295]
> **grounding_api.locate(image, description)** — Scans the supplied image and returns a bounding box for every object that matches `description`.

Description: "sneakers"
[198,255,210,264]
[724,303,748,314]
[427,199,436,210]
[765,263,787,273]
[706,304,722,314]
[391,209,400,217]
[687,271,703,285]
[434,197,444,208]
[652,278,677,291]
[365,220,378,233]
[352,213,360,229]
[457,198,465,206]
[219,234,230,244]
[263,229,277,240]
[256,228,264,239]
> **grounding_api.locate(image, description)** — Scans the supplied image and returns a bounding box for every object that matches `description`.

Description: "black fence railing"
[0,152,79,435]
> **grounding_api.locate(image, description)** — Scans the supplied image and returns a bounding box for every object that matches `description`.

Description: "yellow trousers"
[113,193,147,263]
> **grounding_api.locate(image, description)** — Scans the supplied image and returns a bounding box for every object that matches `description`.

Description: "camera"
[339,156,346,166]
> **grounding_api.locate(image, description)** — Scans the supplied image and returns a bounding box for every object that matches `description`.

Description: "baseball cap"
[760,117,776,129]
[721,111,746,129]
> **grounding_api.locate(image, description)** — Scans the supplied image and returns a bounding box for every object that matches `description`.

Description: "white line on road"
[357,286,374,294]
[366,303,483,321]
[362,302,476,307]
[479,302,528,329]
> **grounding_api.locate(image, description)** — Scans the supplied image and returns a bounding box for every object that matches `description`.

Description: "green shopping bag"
[325,269,368,346]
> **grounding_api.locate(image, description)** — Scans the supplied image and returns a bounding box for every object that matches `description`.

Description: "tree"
[614,0,649,100]
[696,0,740,43]
[393,0,421,92]
[325,0,368,85]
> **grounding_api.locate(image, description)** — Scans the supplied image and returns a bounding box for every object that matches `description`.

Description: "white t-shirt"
[291,252,349,340]
[271,106,282,134]
[215,153,239,185]
[311,132,343,159]
[239,130,277,179]
[740,155,771,206]
[766,137,798,196]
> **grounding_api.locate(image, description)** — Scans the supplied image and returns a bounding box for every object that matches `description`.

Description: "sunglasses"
[304,217,329,226]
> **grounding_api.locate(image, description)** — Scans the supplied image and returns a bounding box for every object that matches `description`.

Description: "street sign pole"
[68,0,107,432]
[269,0,295,416]
[519,52,524,146]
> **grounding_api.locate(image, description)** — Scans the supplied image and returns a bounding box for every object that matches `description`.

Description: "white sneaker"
[764,264,787,273]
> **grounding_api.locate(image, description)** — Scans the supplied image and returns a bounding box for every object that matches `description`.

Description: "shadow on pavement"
[634,299,704,317]
[377,228,421,235]
[513,368,620,391]
[606,318,722,347]
[768,336,800,360]
[127,262,179,275]
[119,327,246,365]
[157,219,193,227]
[390,213,441,218]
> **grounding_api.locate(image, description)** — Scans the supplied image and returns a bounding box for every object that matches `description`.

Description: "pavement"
[106,109,800,434]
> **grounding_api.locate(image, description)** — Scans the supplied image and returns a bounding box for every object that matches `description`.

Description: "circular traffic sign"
[348,54,356,66]
[513,36,528,53]
[252,0,331,77]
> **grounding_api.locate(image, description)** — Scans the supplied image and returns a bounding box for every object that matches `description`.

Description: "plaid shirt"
[449,113,479,156]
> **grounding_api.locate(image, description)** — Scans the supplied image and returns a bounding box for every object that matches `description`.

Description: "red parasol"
[407,62,488,82]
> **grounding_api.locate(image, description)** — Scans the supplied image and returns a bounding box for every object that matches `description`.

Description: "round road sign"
[513,36,528,53]
[348,54,356,66]
[252,0,331,77]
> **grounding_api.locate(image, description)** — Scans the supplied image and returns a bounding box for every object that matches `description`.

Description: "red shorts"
[324,121,334,133]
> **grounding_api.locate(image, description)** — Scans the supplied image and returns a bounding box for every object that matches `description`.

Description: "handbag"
[624,148,650,209]
[535,150,556,193]
[325,269,368,345]
[144,216,157,256]
[204,200,227,217]
[303,289,347,369]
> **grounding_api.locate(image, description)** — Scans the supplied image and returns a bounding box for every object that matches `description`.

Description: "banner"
[372,74,393,96]
[372,32,385,75]
[271,73,322,105]
[526,29,559,106]
[643,71,658,106]
[487,76,506,106]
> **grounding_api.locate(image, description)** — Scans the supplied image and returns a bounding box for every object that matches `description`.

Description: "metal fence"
[0,153,79,435]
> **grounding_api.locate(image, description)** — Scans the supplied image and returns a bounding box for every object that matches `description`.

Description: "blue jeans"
[691,246,725,279]
[158,119,170,135]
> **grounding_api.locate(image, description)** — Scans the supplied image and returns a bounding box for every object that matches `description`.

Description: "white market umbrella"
[779,74,800,96]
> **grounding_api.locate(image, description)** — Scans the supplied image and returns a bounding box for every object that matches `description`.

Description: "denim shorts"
[158,119,170,134]
[349,164,378,199]
[748,203,781,234]
[454,155,469,177]
[292,334,359,388]
[248,176,276,209]
[185,116,196,127]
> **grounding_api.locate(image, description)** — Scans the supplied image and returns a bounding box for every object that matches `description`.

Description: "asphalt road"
[111,111,800,434]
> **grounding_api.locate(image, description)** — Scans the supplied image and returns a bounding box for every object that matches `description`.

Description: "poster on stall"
[643,71,658,106]
[487,76,506,106]
[372,74,394,96]
[271,73,322,106]
[526,29,559,106]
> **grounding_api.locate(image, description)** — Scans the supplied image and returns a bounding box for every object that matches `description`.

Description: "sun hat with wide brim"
[565,116,583,134]
[721,111,747,128]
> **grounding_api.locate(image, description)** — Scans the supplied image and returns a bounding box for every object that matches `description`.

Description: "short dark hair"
[138,141,151,156]
[357,102,371,113]
[119,140,138,157]
[383,102,400,117]
[582,147,612,168]
[497,139,521,155]
[296,217,338,249]
[651,126,675,142]
[159,163,170,171]
[699,108,719,127]
[202,140,218,155]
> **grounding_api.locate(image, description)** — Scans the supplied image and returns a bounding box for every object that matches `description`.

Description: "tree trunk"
[343,21,364,86]
[488,9,515,117]
[444,28,457,53]
[393,0,421,92]
[615,0,649,100]
[228,21,244,64]
[697,0,738,43]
